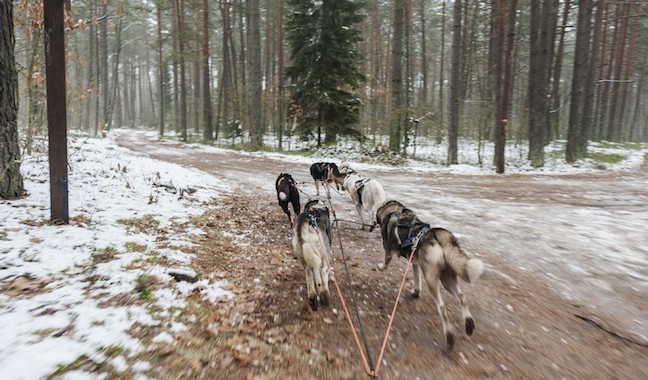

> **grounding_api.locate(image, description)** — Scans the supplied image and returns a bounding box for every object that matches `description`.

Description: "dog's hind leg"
[319,263,331,307]
[411,262,421,298]
[324,182,332,199]
[354,200,366,230]
[441,269,475,336]
[377,249,397,271]
[305,267,319,311]
[312,259,328,308]
[421,264,455,348]
[281,203,293,226]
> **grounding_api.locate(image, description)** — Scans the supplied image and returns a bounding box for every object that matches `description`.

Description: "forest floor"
[114,131,648,380]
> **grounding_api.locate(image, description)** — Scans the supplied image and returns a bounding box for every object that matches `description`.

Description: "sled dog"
[335,172,387,230]
[375,199,484,348]
[292,199,332,310]
[276,173,301,227]
[309,162,342,198]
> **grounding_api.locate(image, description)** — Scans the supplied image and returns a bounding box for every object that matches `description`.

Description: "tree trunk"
[43,0,68,223]
[100,2,109,132]
[202,0,213,141]
[438,0,446,143]
[566,0,593,163]
[106,3,125,130]
[419,0,428,106]
[448,0,462,165]
[157,5,165,137]
[527,0,552,167]
[606,4,630,142]
[495,0,517,174]
[549,0,571,141]
[617,3,641,140]
[277,0,285,150]
[172,1,180,134]
[247,0,263,147]
[0,1,25,199]
[630,37,648,140]
[389,0,406,153]
[177,0,188,140]
[578,0,604,155]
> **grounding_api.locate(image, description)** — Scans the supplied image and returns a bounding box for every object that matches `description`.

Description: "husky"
[276,173,301,227]
[292,199,332,311]
[334,172,387,230]
[309,162,342,199]
[374,200,484,348]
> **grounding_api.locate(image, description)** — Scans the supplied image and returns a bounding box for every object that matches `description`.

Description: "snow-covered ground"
[0,136,233,379]
[1,130,646,379]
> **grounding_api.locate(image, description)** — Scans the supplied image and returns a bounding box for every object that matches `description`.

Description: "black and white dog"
[275,173,300,227]
[375,199,484,348]
[292,199,332,310]
[309,162,342,199]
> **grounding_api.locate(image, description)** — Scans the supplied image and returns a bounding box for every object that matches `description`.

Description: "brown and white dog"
[292,199,332,311]
[375,200,484,348]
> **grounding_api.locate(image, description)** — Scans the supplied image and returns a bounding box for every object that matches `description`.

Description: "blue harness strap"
[394,212,430,258]
[308,213,319,229]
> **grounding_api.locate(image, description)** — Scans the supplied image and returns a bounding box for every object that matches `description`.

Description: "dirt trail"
[115,131,648,379]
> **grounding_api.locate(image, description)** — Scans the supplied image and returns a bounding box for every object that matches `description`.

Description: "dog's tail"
[435,229,484,283]
[279,191,288,201]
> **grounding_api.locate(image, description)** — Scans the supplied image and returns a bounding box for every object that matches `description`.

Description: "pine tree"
[1,1,25,199]
[285,0,365,146]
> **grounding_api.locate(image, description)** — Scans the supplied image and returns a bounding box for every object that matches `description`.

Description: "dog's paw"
[465,317,475,336]
[446,332,455,349]
[319,292,330,307]
[411,289,420,298]
[309,296,319,311]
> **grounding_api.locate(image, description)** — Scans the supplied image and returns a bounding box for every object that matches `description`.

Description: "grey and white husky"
[375,199,484,348]
[292,199,332,311]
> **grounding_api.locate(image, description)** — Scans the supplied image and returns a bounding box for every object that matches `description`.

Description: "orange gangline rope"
[374,247,417,375]
[312,200,418,378]
[315,229,376,377]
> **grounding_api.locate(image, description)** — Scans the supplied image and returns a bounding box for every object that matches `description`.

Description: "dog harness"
[308,213,320,229]
[354,178,371,206]
[354,178,371,190]
[394,212,430,258]
[278,175,299,190]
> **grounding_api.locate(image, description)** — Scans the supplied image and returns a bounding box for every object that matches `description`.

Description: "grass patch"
[52,355,94,376]
[101,345,126,358]
[135,275,156,300]
[0,231,7,241]
[92,246,119,264]
[591,141,645,150]
[125,241,147,252]
[587,152,626,164]
[117,214,161,234]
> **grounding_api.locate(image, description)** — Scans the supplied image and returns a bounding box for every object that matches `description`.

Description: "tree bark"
[247,0,263,147]
[177,0,188,140]
[0,0,25,199]
[157,5,165,136]
[44,0,69,223]
[389,0,405,153]
[566,0,593,163]
[448,0,462,165]
[202,0,213,140]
